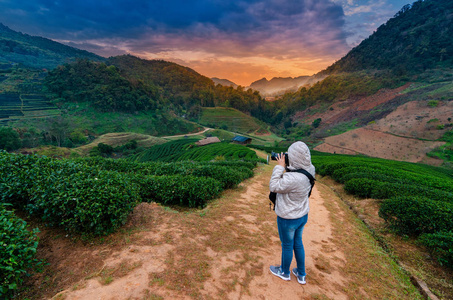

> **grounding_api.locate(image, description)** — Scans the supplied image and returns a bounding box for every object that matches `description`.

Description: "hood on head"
[287,141,312,170]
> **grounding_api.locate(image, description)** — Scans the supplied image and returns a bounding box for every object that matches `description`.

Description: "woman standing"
[269,141,315,285]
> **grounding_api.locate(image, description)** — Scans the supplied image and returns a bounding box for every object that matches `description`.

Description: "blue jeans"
[277,214,308,276]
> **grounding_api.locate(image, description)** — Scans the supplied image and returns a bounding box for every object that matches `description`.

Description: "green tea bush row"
[202,160,256,169]
[419,231,453,268]
[312,152,453,268]
[174,142,259,162]
[130,138,198,163]
[186,165,250,189]
[344,178,453,203]
[315,157,453,193]
[379,196,453,235]
[135,175,222,208]
[137,164,252,189]
[75,156,144,173]
[246,145,288,154]
[0,152,257,234]
[27,171,140,235]
[74,158,256,190]
[131,140,265,164]
[0,205,42,299]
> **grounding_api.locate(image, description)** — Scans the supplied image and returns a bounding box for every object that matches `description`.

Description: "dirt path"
[161,127,211,138]
[50,162,422,300]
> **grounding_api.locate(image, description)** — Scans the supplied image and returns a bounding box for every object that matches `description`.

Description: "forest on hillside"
[1,0,453,159]
[323,0,453,74]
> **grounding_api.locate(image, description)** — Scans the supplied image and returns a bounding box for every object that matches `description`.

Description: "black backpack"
[269,169,315,211]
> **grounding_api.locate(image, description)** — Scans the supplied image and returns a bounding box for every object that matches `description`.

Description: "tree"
[312,118,322,128]
[0,127,21,151]
[69,130,88,145]
[46,117,71,147]
[98,143,114,155]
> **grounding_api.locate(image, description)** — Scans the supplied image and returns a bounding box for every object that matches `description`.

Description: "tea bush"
[0,205,41,299]
[419,231,453,268]
[312,152,453,268]
[379,196,453,235]
[136,175,222,208]
[27,171,141,235]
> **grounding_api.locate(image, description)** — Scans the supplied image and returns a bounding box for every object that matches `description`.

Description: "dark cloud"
[0,0,354,84]
[0,0,349,58]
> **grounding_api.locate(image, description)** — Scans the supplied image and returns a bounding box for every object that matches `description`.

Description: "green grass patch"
[199,107,269,135]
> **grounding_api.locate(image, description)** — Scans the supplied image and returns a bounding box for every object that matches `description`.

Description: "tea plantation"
[0,142,263,298]
[3,143,452,298]
[312,152,453,269]
[131,140,261,163]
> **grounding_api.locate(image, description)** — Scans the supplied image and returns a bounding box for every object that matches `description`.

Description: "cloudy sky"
[0,0,411,86]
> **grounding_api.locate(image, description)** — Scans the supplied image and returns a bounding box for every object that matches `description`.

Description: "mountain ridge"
[248,75,326,96]
[321,0,453,75]
[0,22,105,69]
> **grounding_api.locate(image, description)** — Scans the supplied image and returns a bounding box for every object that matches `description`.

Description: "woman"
[269,141,315,285]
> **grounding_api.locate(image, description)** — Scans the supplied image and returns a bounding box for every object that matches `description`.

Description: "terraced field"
[199,107,270,135]
[0,92,59,122]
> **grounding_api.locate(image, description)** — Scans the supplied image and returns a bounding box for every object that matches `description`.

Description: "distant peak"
[252,77,268,84]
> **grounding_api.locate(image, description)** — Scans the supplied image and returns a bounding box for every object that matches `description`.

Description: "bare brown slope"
[314,100,453,165]
[293,83,412,126]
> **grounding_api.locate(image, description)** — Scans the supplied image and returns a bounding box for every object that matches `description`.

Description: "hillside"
[199,107,270,136]
[274,0,453,167]
[323,0,453,74]
[0,23,104,70]
[107,55,215,100]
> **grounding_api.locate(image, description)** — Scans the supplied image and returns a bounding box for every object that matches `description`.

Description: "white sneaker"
[292,268,306,284]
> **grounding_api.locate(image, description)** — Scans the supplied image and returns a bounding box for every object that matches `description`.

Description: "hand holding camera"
[271,151,288,167]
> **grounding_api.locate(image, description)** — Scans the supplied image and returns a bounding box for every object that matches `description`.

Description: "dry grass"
[319,176,453,299]
[97,259,143,285]
[316,181,422,299]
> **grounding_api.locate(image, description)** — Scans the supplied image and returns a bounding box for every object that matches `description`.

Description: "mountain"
[211,77,238,88]
[107,55,215,100]
[248,75,326,97]
[0,23,105,70]
[277,0,453,166]
[323,0,453,74]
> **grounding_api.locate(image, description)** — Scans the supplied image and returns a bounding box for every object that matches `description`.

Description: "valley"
[1,0,453,299]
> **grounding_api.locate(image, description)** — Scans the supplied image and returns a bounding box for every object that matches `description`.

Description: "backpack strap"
[290,169,315,197]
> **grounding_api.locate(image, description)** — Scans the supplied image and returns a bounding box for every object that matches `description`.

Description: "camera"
[270,151,289,166]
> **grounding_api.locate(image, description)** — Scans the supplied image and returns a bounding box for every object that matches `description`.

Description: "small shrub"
[0,205,42,299]
[428,100,439,107]
[344,178,379,198]
[97,143,114,155]
[419,231,453,268]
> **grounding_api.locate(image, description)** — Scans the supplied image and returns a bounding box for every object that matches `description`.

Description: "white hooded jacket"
[269,141,315,219]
